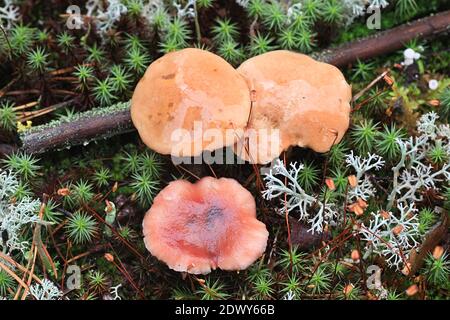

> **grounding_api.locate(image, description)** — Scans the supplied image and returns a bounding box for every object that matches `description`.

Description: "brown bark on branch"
[18,102,133,154]
[315,10,450,66]
[13,11,450,155]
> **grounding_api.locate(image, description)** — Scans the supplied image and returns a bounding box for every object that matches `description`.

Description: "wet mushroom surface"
[142,177,269,275]
[131,48,251,158]
[234,50,352,164]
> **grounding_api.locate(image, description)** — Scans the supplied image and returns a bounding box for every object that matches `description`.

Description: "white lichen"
[86,0,100,17]
[282,290,296,300]
[287,3,303,24]
[368,0,389,8]
[173,0,195,19]
[0,0,20,30]
[110,283,122,300]
[0,170,40,254]
[86,0,127,34]
[235,0,249,8]
[417,111,440,139]
[142,0,166,25]
[355,112,449,272]
[29,279,62,300]
[387,112,450,209]
[263,159,338,233]
[359,202,420,270]
[345,151,385,201]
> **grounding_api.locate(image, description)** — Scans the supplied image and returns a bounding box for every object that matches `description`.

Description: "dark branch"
[315,10,450,66]
[18,102,133,155]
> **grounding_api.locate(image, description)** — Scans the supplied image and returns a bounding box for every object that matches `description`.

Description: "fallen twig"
[18,101,132,154]
[314,10,450,67]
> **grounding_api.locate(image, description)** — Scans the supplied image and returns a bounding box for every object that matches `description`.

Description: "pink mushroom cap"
[142,177,269,274]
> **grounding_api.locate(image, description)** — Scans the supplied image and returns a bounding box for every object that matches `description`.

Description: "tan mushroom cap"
[234,50,352,164]
[142,177,269,275]
[131,48,251,157]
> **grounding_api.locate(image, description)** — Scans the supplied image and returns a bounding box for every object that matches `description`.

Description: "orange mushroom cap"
[234,50,352,164]
[142,177,268,274]
[131,48,251,157]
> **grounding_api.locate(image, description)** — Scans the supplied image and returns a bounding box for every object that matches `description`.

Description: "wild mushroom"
[131,48,251,157]
[142,177,268,274]
[234,50,352,164]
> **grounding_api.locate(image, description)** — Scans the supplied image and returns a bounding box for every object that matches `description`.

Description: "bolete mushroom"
[142,177,268,274]
[131,48,251,157]
[234,50,352,164]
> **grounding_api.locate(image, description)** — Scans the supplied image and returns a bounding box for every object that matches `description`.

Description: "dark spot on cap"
[162,73,176,80]
[206,206,223,227]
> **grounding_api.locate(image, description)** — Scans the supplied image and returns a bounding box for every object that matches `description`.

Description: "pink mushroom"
[142,177,269,274]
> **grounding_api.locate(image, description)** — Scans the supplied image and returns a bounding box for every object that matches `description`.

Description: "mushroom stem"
[11,11,450,156]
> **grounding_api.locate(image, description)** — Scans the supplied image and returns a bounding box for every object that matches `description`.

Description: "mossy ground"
[0,0,449,300]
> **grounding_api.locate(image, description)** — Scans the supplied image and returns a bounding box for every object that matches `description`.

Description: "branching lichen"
[345,151,385,201]
[0,170,40,254]
[387,112,450,209]
[173,0,195,19]
[0,0,20,30]
[86,0,128,34]
[263,159,338,233]
[359,202,420,270]
[29,279,62,300]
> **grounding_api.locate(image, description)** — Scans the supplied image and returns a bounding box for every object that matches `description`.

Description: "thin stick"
[4,89,40,96]
[193,1,202,44]
[0,261,30,297]
[315,10,450,67]
[0,24,12,57]
[17,98,76,122]
[49,64,93,76]
[83,206,149,264]
[0,78,18,97]
[177,165,201,180]
[0,252,42,284]
[21,246,38,300]
[283,152,294,275]
[13,101,39,112]
[352,70,390,103]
